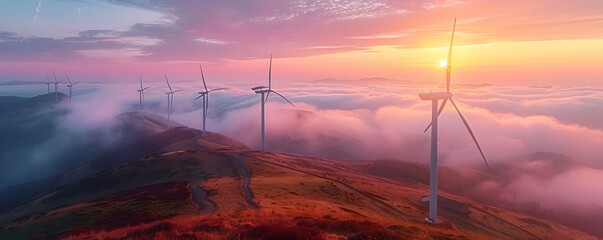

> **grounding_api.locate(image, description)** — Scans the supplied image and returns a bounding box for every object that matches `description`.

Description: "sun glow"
[438,60,447,68]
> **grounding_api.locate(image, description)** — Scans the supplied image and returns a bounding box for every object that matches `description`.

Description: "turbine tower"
[418,18,493,224]
[45,75,51,93]
[52,73,64,102]
[137,76,150,111]
[65,74,79,106]
[251,55,295,152]
[195,65,228,135]
[164,75,182,129]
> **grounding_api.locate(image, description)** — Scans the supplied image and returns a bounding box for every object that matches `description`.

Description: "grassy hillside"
[0,127,597,239]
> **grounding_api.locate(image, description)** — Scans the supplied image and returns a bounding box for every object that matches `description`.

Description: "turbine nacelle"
[253,88,271,94]
[138,77,150,92]
[65,74,76,86]
[251,86,268,91]
[137,77,150,111]
[253,55,295,152]
[196,65,229,134]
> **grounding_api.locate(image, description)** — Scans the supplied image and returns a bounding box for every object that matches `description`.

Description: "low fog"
[1,78,602,233]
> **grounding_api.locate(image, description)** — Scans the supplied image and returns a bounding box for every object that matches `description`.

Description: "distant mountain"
[0,93,71,188]
[266,109,365,160]
[0,96,183,209]
[308,77,498,89]
[310,77,416,86]
[0,81,46,86]
[495,151,576,180]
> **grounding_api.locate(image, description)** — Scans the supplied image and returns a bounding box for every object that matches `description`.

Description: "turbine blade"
[53,72,58,83]
[173,89,183,93]
[423,98,448,133]
[140,76,143,90]
[446,18,456,93]
[449,97,493,175]
[200,65,208,92]
[195,94,204,100]
[66,74,72,85]
[208,87,229,93]
[270,90,295,107]
[73,82,79,86]
[165,75,173,92]
[265,91,271,102]
[268,54,272,89]
[142,86,150,91]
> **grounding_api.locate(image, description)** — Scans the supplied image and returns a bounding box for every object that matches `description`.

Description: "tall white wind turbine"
[165,75,182,129]
[195,65,228,135]
[65,74,79,106]
[137,76,150,111]
[418,18,493,224]
[52,73,64,102]
[251,55,295,152]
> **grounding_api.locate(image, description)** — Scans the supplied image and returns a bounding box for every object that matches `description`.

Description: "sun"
[438,60,448,68]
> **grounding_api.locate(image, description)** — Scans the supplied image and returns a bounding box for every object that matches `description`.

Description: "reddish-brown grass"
[62,209,468,240]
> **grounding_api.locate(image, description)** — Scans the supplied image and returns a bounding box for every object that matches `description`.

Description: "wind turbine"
[195,65,228,135]
[137,76,150,111]
[52,73,64,102]
[65,74,79,106]
[418,18,493,224]
[45,75,51,93]
[251,55,295,152]
[164,75,182,129]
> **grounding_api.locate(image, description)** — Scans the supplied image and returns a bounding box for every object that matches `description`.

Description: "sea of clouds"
[1,78,602,232]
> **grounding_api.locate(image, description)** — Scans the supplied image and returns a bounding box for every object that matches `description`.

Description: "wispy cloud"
[32,0,42,23]
[195,37,231,45]
[422,0,469,10]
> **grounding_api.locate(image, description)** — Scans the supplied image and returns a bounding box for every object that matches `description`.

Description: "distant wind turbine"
[65,74,79,106]
[52,72,63,102]
[251,55,295,152]
[137,76,150,111]
[418,18,493,224]
[195,65,228,135]
[45,75,51,93]
[165,75,182,129]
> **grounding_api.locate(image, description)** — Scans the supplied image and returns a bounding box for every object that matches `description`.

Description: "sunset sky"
[1,0,603,86]
[2,1,603,227]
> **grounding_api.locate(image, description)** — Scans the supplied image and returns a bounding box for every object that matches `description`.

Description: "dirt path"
[231,154,259,209]
[243,152,409,220]
[188,179,216,214]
